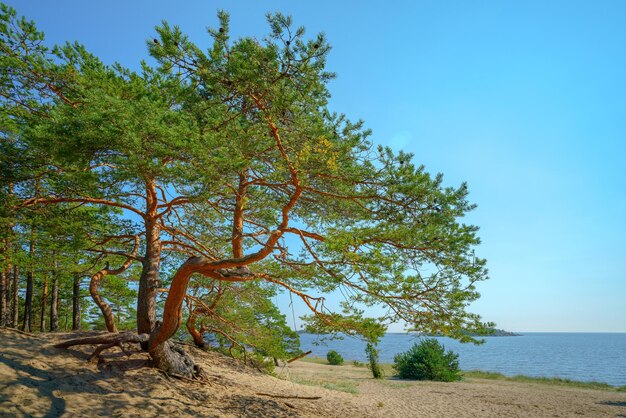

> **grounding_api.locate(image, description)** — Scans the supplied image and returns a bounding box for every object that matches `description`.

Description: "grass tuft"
[299,356,329,365]
[296,358,625,392]
[290,376,359,394]
[463,370,623,391]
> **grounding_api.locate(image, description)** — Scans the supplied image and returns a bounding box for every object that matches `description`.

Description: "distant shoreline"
[298,332,626,386]
[300,356,625,389]
[298,328,522,337]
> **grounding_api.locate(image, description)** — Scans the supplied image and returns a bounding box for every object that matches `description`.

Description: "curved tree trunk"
[148,258,201,377]
[55,256,255,378]
[90,236,139,333]
[90,269,117,332]
[148,257,254,377]
[185,309,207,349]
[185,286,224,350]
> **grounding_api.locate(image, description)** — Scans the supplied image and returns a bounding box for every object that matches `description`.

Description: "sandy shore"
[287,360,626,417]
[0,328,624,417]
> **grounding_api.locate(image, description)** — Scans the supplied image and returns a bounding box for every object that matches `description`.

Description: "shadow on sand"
[0,329,305,417]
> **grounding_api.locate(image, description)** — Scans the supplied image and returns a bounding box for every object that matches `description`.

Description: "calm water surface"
[298,333,626,386]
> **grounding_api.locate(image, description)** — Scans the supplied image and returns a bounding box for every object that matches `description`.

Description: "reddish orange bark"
[90,236,140,333]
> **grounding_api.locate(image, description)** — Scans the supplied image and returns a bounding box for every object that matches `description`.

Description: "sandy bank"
[0,328,624,417]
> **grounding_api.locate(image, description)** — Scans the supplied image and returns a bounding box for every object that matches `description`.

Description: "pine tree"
[2,5,492,379]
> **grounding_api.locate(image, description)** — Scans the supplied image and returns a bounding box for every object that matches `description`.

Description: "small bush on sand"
[326,350,344,365]
[393,338,461,381]
[365,343,383,379]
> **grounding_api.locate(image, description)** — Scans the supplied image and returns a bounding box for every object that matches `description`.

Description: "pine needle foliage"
[393,338,462,382]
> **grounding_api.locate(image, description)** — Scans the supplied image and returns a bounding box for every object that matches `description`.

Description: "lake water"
[298,333,626,386]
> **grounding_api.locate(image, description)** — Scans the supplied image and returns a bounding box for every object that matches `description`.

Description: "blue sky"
[8,0,625,332]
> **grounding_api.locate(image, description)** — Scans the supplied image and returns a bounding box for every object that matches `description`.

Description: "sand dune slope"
[0,329,366,417]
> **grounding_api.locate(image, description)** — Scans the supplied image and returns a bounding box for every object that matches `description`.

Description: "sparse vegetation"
[297,355,624,393]
[290,377,358,394]
[300,356,328,365]
[378,381,414,389]
[365,343,383,379]
[463,370,626,391]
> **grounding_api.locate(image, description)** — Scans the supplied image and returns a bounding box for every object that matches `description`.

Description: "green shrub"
[326,350,344,365]
[365,343,383,379]
[393,338,461,381]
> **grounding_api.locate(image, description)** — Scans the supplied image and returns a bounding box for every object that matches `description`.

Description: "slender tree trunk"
[4,264,11,326]
[22,270,34,332]
[137,179,161,337]
[64,299,69,331]
[0,234,10,327]
[0,183,16,327]
[1,199,13,327]
[0,270,6,327]
[50,273,59,332]
[1,268,7,326]
[11,265,18,327]
[72,275,81,330]
[22,236,35,333]
[39,273,48,331]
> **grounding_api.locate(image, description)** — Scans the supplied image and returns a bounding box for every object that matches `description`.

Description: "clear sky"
[8,0,625,332]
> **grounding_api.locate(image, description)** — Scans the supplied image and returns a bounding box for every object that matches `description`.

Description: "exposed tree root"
[149,332,202,379]
[54,330,204,379]
[157,369,213,385]
[54,332,150,348]
[54,256,259,379]
[0,326,42,338]
[54,332,150,362]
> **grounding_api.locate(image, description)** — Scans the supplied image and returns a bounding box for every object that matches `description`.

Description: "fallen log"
[256,392,322,400]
